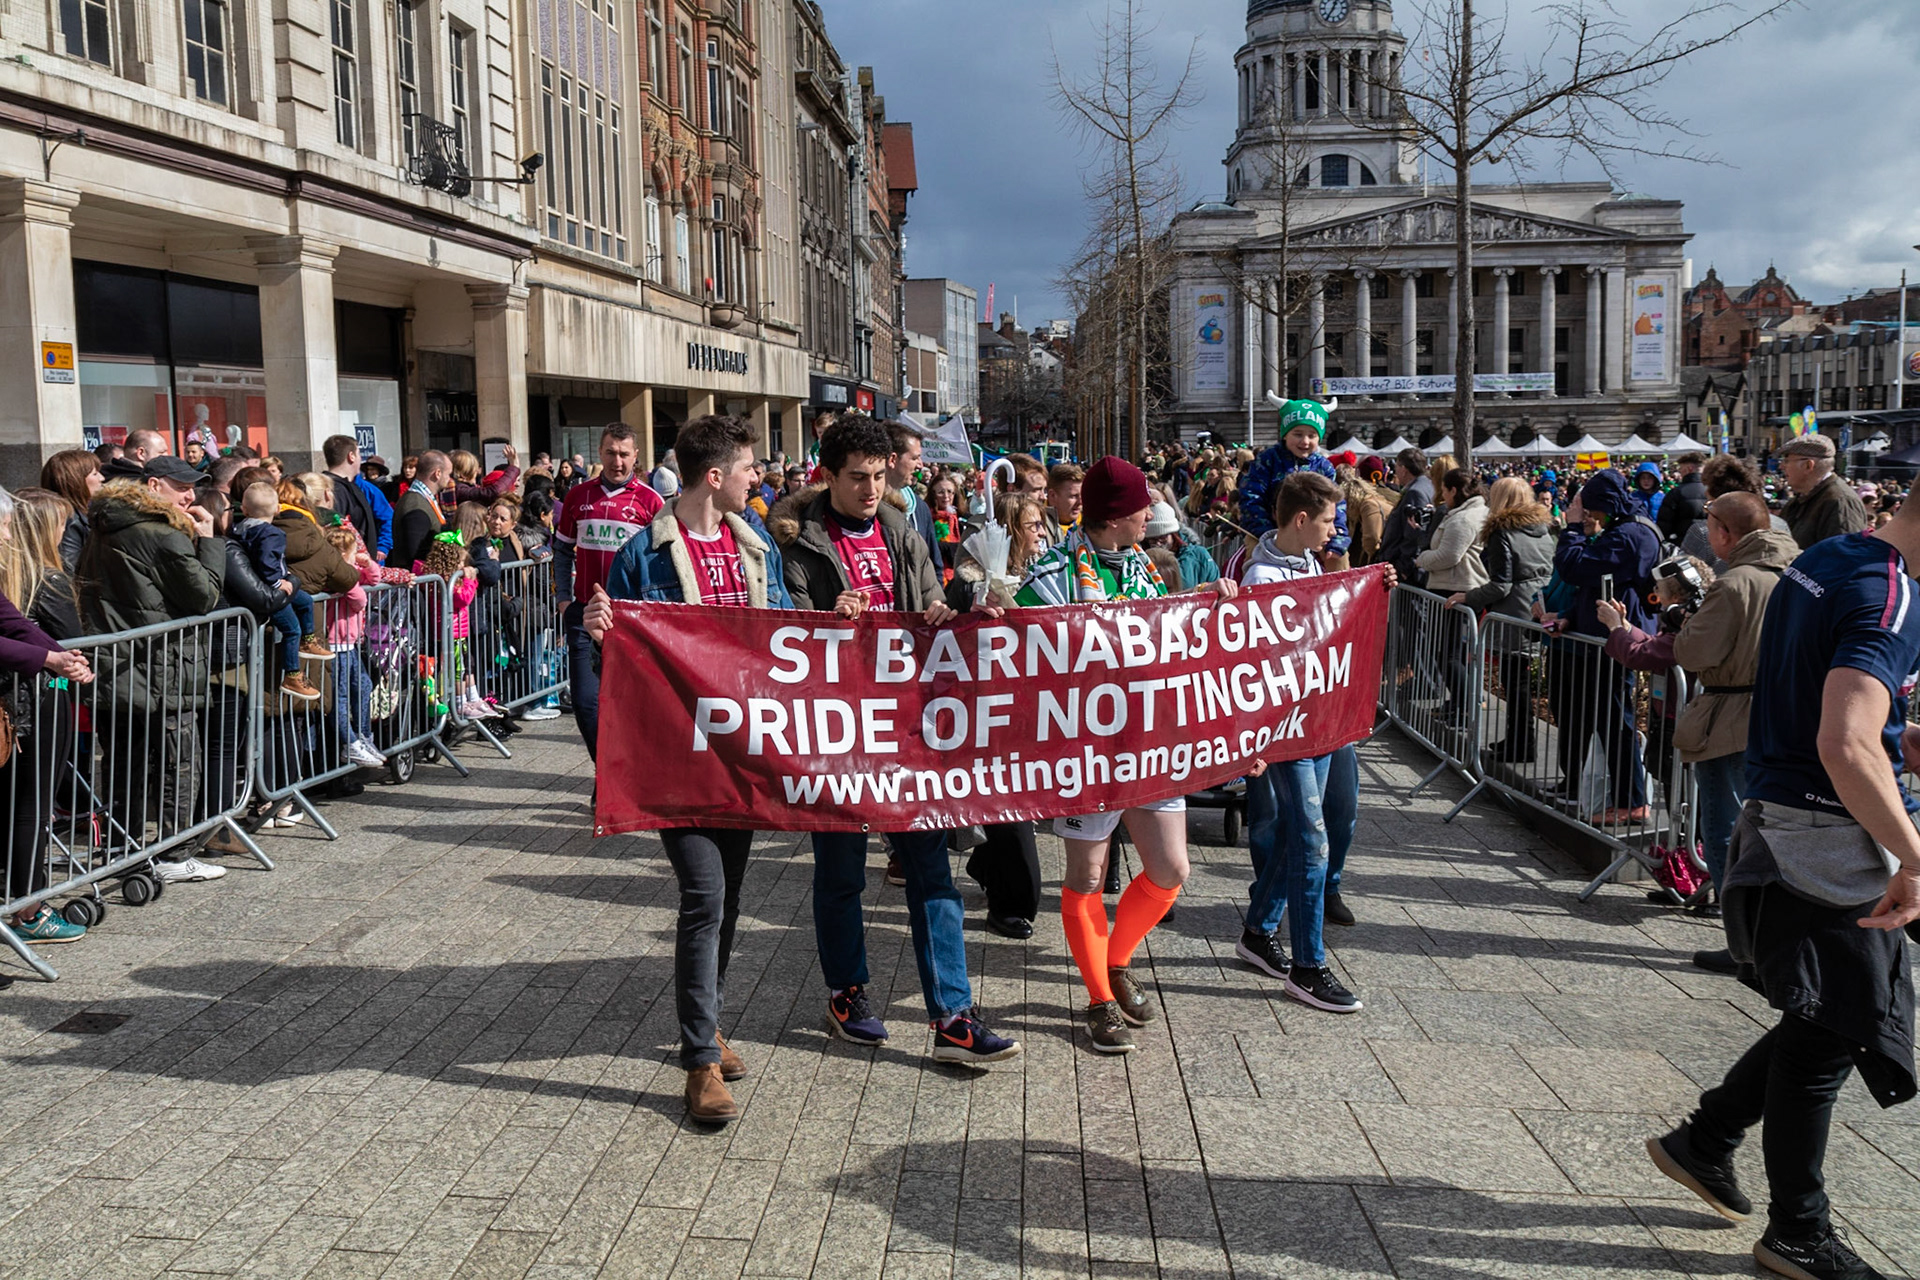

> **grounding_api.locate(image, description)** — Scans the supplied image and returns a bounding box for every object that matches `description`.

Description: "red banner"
[594,567,1389,835]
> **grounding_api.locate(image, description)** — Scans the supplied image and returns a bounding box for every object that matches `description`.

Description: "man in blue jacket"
[1236,400,1350,561]
[586,413,791,1126]
[1550,468,1662,824]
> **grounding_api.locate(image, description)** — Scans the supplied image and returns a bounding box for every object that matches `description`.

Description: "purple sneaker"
[931,1010,1022,1064]
[827,985,888,1046]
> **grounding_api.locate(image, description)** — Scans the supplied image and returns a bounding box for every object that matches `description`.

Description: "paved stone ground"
[4,720,1920,1279]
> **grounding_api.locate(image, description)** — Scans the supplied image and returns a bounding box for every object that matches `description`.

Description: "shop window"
[182,0,230,106]
[59,0,114,67]
[646,0,665,88]
[643,193,662,282]
[674,210,691,288]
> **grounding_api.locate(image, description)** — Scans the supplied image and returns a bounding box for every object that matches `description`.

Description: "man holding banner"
[585,414,794,1124]
[768,414,1023,1065]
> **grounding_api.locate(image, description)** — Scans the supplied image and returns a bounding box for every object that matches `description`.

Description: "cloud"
[825,0,1917,320]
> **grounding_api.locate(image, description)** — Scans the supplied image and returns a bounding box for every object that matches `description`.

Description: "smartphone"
[1600,574,1614,601]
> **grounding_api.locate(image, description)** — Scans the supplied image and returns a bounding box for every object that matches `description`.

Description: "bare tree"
[1387,0,1797,469]
[1053,1,1200,461]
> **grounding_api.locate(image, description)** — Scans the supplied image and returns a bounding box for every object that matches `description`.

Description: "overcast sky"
[826,0,1920,325]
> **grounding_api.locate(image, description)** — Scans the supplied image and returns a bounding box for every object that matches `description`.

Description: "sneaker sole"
[931,1043,1023,1064]
[299,652,339,663]
[1283,981,1363,1013]
[826,1019,887,1048]
[1753,1241,1829,1280]
[686,1105,740,1125]
[282,690,321,702]
[1234,940,1291,981]
[19,931,85,944]
[1645,1137,1749,1222]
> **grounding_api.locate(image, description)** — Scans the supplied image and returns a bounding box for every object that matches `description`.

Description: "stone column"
[1291,55,1304,120]
[1445,269,1459,376]
[777,401,804,459]
[750,400,773,458]
[618,384,655,464]
[1308,274,1327,385]
[1604,265,1627,393]
[0,179,82,485]
[250,235,341,473]
[1538,267,1560,397]
[1399,270,1419,385]
[468,284,530,458]
[1491,268,1512,389]
[1584,266,1603,396]
[689,390,717,419]
[1353,270,1373,396]
[1260,278,1279,395]
[1317,52,1330,117]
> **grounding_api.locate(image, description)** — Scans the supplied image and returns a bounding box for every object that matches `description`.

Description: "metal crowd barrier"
[1380,586,1484,820]
[0,608,269,980]
[1379,586,1698,898]
[445,558,569,757]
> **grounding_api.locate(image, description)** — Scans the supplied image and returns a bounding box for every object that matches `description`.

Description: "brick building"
[1683,264,1826,373]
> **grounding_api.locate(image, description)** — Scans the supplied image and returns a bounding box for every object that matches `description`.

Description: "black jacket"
[1378,475,1434,584]
[58,512,87,575]
[329,472,377,551]
[391,489,444,572]
[1656,474,1709,545]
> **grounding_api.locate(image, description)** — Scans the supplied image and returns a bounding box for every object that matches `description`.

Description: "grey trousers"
[661,827,754,1069]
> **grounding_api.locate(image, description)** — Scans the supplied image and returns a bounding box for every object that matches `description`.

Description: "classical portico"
[1169,0,1692,448]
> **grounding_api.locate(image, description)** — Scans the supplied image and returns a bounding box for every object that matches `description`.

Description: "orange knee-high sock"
[1108,873,1182,969]
[1060,887,1114,1005]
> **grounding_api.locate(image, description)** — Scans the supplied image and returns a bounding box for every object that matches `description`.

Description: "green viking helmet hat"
[1279,398,1330,438]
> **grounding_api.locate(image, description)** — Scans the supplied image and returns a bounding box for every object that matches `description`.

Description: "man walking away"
[1779,434,1871,551]
[586,414,793,1125]
[1647,500,1920,1280]
[552,425,661,760]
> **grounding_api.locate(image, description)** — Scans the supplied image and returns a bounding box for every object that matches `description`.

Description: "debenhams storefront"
[525,274,809,467]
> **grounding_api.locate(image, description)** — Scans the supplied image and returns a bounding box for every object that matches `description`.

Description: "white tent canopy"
[1474,436,1518,456]
[1566,434,1612,455]
[1323,435,1366,455]
[1512,437,1571,456]
[1611,433,1668,455]
[1856,432,1892,454]
[1665,432,1713,454]
[1376,435,1416,456]
[1426,435,1454,457]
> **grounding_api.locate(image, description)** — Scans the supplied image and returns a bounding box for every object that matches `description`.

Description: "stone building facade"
[1167,0,1692,450]
[0,0,851,484]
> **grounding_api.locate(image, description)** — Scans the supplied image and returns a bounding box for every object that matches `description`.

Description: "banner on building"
[1630,278,1669,383]
[1189,285,1233,394]
[916,415,975,467]
[1309,373,1553,397]
[593,571,1391,835]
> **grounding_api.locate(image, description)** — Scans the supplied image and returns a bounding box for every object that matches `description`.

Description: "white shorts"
[1053,797,1187,843]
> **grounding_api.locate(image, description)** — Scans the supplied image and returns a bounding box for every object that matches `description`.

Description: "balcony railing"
[406,114,471,198]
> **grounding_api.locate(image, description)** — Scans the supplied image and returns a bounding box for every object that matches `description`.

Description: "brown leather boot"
[685,1064,739,1124]
[716,1034,746,1082]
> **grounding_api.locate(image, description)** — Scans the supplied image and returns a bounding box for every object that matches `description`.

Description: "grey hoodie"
[1241,532,1323,585]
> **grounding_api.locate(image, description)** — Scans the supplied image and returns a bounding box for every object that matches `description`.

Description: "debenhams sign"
[688,342,750,376]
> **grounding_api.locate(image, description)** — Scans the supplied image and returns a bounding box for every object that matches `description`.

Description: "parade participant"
[884,420,943,574]
[1045,463,1085,544]
[586,414,794,1124]
[1017,457,1239,1054]
[552,425,661,760]
[768,414,1022,1065]
[1236,472,1367,1011]
[1235,400,1350,561]
[1649,496,1920,1280]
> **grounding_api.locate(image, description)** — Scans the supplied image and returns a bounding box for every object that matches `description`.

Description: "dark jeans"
[1688,1013,1856,1237]
[661,827,753,1069]
[966,822,1041,921]
[2,697,67,907]
[268,589,315,674]
[199,687,249,826]
[811,828,971,1020]
[1547,641,1645,810]
[563,602,599,760]
[1324,743,1357,898]
[1493,648,1539,754]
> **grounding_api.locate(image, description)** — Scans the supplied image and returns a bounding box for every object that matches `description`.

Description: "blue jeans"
[333,649,372,744]
[811,828,972,1021]
[269,590,315,674]
[1694,750,1746,892]
[1324,744,1358,899]
[563,602,599,759]
[1245,754,1333,968]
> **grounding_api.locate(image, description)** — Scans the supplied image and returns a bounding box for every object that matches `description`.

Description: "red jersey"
[827,514,896,610]
[680,520,752,607]
[554,475,662,600]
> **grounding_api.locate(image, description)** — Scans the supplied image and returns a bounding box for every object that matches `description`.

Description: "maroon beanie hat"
[1082,456,1153,526]
[1361,453,1387,484]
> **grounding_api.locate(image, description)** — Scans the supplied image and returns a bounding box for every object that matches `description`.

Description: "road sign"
[41,341,74,384]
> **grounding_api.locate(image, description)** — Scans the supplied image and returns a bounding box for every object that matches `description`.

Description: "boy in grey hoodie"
[1236,472,1374,1011]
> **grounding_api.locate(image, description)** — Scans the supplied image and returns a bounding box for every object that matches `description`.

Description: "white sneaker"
[269,802,305,829]
[345,739,386,768]
[523,705,561,720]
[156,856,227,883]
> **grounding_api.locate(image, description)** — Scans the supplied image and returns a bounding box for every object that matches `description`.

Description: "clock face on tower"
[1318,0,1350,23]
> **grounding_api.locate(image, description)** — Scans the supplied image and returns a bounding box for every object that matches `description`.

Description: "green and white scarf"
[1019,529,1166,606]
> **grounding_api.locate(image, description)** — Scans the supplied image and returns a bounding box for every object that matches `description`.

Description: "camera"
[1651,555,1708,633]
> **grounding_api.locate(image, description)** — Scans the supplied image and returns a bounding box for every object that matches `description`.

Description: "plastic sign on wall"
[1629,278,1669,383]
[1189,286,1232,394]
[41,341,74,384]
